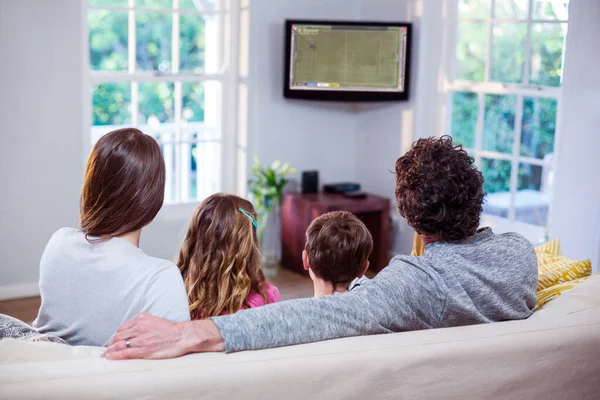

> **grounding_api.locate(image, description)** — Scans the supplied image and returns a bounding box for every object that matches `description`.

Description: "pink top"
[245,282,281,308]
[218,282,280,316]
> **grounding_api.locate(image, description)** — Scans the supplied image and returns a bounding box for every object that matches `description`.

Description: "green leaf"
[246,157,295,210]
[266,168,276,184]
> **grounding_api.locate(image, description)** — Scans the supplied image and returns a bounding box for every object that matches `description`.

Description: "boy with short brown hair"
[302,211,374,297]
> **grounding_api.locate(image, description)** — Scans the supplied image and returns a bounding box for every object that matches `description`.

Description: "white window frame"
[87,0,248,206]
[441,0,568,241]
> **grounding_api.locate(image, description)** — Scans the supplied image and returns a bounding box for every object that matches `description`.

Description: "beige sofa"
[1,276,599,400]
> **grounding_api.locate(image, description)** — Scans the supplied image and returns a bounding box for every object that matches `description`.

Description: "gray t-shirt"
[212,228,538,352]
[33,228,190,346]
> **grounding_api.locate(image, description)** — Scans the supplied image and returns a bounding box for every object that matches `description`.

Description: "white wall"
[549,1,600,272]
[0,0,86,298]
[140,206,197,262]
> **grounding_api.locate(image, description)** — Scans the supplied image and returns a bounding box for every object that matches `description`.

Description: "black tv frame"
[284,19,412,102]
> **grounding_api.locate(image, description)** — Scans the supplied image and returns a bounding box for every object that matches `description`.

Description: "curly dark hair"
[395,136,485,242]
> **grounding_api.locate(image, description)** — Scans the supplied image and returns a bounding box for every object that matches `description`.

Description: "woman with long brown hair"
[177,193,280,319]
[33,128,190,346]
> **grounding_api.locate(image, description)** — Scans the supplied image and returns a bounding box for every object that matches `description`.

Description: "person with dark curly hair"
[104,136,538,360]
[395,136,485,243]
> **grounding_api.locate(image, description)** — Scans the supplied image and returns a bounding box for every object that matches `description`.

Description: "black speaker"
[301,171,319,194]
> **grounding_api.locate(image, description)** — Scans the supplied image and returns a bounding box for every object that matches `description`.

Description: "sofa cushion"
[535,238,561,256]
[537,256,591,291]
[0,314,67,345]
[534,238,592,293]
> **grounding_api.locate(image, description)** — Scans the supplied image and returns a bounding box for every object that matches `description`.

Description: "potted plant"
[248,156,296,276]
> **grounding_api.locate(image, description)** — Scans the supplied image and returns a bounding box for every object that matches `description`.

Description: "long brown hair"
[80,128,165,239]
[177,193,267,319]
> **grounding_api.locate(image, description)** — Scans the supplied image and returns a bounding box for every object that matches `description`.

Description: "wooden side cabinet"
[281,192,391,274]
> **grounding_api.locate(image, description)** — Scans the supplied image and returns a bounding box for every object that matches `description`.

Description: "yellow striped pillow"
[535,238,592,295]
[536,253,577,275]
[535,239,571,275]
[535,238,562,256]
[537,258,592,292]
[536,274,597,309]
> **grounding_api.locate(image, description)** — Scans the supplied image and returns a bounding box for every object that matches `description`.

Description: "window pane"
[450,91,478,149]
[483,94,515,154]
[136,0,172,8]
[89,10,128,71]
[521,97,557,159]
[481,158,512,218]
[458,0,490,19]
[530,23,567,87]
[182,81,221,132]
[456,23,487,81]
[180,0,227,11]
[89,0,127,6]
[92,83,131,125]
[533,0,569,20]
[190,143,199,200]
[138,82,174,124]
[181,14,222,73]
[518,163,543,190]
[494,0,528,19]
[136,13,172,71]
[491,23,526,84]
[516,163,548,226]
[180,14,207,72]
[182,82,205,123]
[481,158,511,194]
[193,141,221,200]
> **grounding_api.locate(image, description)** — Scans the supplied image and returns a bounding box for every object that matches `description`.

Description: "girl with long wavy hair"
[177,193,280,319]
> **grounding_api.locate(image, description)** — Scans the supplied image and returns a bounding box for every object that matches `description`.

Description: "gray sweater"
[212,228,538,352]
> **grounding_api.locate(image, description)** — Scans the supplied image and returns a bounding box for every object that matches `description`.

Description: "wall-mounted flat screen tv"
[284,20,411,102]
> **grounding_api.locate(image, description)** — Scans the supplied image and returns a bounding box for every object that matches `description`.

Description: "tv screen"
[284,20,411,102]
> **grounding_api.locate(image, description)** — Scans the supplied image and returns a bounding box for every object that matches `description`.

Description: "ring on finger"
[125,338,131,349]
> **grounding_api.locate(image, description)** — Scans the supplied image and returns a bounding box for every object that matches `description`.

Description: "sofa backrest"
[1,276,599,400]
